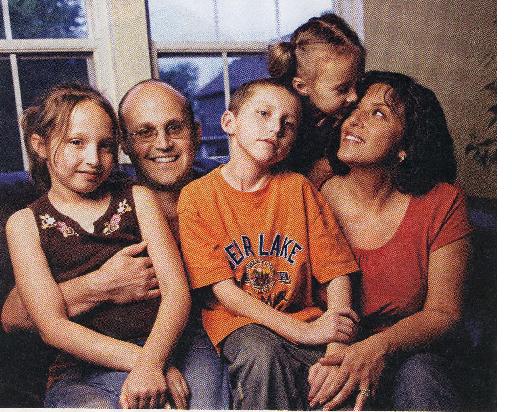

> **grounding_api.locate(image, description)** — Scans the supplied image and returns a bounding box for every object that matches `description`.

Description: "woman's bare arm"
[313,237,471,410]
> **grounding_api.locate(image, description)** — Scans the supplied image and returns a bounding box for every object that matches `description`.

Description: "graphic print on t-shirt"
[224,232,303,308]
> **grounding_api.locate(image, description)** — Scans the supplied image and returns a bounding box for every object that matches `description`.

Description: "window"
[0,0,364,176]
[147,0,347,173]
[0,0,120,175]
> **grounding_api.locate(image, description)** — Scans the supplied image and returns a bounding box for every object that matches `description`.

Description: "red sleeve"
[177,185,233,289]
[303,180,359,283]
[428,184,473,252]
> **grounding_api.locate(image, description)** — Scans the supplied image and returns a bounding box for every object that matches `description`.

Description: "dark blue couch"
[0,173,496,408]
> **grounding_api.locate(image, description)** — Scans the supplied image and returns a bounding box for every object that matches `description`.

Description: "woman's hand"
[308,343,348,408]
[298,308,358,346]
[165,366,190,409]
[313,337,389,410]
[119,365,168,409]
[309,363,347,409]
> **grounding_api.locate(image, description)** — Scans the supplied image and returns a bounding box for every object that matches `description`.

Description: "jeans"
[44,327,231,409]
[373,352,461,410]
[175,326,231,409]
[222,324,324,410]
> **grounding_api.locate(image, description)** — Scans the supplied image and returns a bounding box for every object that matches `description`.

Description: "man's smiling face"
[121,82,198,190]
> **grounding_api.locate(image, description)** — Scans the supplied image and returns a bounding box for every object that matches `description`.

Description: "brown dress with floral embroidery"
[28,183,160,383]
[29,182,160,339]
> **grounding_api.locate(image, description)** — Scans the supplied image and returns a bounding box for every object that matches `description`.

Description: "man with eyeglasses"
[1,79,230,408]
[117,79,230,410]
[118,79,201,237]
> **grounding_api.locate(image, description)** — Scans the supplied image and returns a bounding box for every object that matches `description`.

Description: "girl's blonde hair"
[268,13,365,85]
[21,83,119,191]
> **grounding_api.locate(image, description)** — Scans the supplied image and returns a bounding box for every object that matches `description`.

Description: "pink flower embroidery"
[103,199,132,235]
[111,214,121,226]
[39,214,78,238]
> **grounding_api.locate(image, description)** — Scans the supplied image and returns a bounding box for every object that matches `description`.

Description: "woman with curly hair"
[308,71,472,410]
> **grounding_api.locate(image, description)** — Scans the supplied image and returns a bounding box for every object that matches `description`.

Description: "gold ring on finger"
[359,388,371,398]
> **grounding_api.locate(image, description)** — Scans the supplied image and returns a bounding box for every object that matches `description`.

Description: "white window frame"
[151,0,364,108]
[0,0,152,171]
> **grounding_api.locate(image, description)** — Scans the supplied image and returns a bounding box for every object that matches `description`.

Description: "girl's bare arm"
[6,208,141,371]
[130,185,191,369]
[2,241,157,333]
[119,186,191,408]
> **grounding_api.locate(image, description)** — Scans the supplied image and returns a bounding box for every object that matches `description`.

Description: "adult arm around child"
[1,241,158,332]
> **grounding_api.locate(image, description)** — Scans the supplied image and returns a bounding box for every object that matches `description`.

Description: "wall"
[363,0,496,198]
[109,0,152,104]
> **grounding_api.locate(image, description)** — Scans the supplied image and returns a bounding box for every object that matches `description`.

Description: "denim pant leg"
[222,324,324,410]
[44,365,128,408]
[381,352,461,410]
[174,327,231,409]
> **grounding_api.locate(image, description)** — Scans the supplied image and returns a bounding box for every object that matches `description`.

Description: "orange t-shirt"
[177,167,359,347]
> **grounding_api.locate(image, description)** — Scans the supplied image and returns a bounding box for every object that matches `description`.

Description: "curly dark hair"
[327,71,457,196]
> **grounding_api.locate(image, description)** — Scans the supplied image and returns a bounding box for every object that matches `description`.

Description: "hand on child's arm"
[91,241,159,306]
[165,366,189,409]
[119,365,168,409]
[2,241,160,332]
[300,308,358,345]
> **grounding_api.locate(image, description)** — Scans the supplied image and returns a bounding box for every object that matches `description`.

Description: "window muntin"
[0,0,94,172]
[0,6,5,39]
[0,54,91,172]
[150,1,335,172]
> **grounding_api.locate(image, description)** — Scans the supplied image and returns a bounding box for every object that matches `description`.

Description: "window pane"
[217,0,276,41]
[0,6,5,39]
[148,0,216,42]
[17,55,89,108]
[9,0,88,39]
[226,54,269,92]
[279,0,333,37]
[0,57,24,172]
[159,55,227,174]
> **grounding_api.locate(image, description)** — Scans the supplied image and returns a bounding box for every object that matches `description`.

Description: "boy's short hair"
[228,78,301,116]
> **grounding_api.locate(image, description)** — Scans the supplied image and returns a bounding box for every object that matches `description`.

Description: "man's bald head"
[118,79,200,191]
[118,79,194,138]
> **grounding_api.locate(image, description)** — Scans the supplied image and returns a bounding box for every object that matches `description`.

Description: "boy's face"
[222,85,301,167]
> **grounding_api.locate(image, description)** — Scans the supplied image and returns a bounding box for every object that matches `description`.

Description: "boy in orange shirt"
[178,78,359,410]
